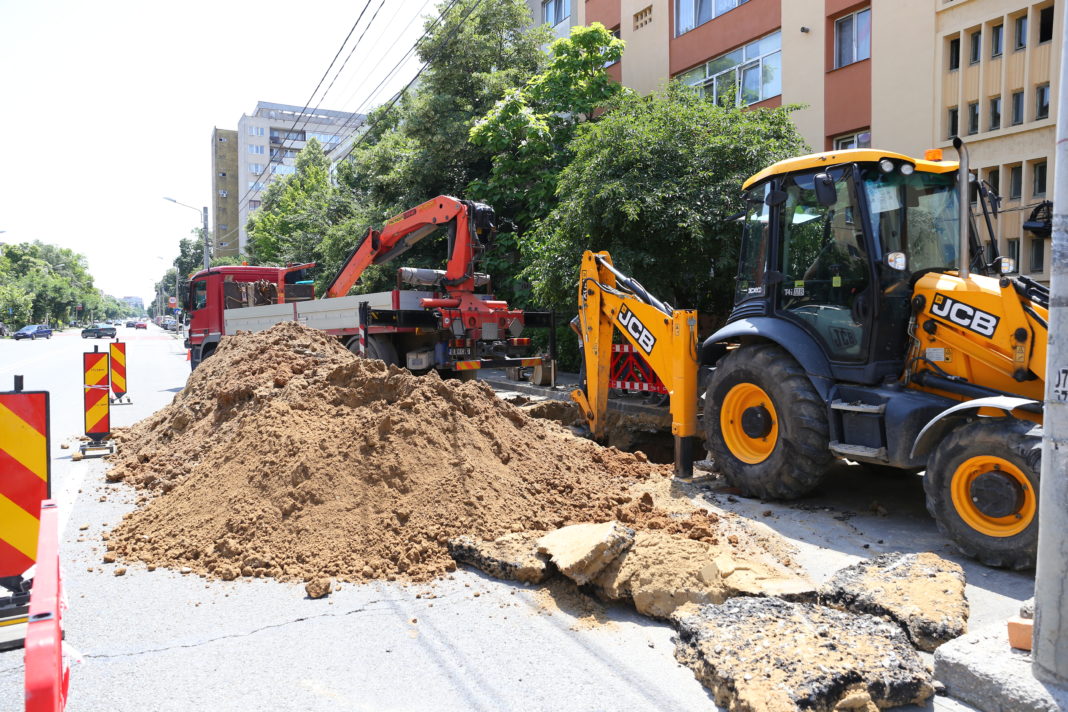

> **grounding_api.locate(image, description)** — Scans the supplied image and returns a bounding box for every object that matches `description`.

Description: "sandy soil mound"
[105,322,668,583]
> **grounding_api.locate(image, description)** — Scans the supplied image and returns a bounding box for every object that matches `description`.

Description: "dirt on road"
[104,322,696,583]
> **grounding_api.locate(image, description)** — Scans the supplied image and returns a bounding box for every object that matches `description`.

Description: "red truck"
[183,196,556,379]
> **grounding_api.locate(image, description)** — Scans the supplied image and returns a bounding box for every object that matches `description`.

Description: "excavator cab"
[732,151,966,384]
[702,147,1047,569]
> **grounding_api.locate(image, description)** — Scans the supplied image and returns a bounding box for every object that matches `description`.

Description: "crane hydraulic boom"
[324,196,495,299]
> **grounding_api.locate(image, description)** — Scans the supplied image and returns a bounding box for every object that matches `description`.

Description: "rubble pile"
[104,322,673,583]
[673,597,936,712]
[819,551,968,651]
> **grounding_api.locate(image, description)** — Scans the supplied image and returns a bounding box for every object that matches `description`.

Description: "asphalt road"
[0,329,1019,711]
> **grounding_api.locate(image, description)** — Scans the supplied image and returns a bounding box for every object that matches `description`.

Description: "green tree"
[321,0,552,296]
[521,83,808,320]
[470,23,625,228]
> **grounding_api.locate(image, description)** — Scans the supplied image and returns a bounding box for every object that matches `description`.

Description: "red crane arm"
[324,196,481,299]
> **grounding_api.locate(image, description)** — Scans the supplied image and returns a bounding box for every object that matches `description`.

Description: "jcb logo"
[931,293,999,337]
[617,306,657,354]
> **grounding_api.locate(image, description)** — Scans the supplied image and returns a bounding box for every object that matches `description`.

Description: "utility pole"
[202,206,210,270]
[1033,32,1068,688]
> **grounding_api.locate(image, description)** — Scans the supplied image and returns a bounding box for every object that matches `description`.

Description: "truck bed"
[222,290,435,334]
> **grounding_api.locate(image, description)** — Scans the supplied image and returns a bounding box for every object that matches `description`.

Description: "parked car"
[13,324,53,340]
[125,320,137,328]
[81,323,117,339]
[134,321,147,330]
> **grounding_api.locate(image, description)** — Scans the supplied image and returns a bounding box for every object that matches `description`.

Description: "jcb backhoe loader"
[572,140,1047,569]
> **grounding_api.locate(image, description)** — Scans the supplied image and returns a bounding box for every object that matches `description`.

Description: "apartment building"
[212,102,365,257]
[936,0,1060,281]
[561,0,1060,280]
[211,128,239,260]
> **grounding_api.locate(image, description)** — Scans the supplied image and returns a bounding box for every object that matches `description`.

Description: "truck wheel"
[348,335,399,367]
[924,418,1040,570]
[704,343,832,499]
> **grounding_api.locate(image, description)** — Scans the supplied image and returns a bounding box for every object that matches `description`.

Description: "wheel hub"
[741,406,773,438]
[970,468,1025,519]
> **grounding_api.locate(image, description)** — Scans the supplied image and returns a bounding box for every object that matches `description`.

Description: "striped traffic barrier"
[108,342,131,405]
[80,349,114,457]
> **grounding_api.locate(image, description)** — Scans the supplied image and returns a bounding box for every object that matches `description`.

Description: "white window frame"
[678,31,781,108]
[834,8,871,69]
[247,144,265,155]
[542,0,567,26]
[675,0,748,37]
[833,131,871,150]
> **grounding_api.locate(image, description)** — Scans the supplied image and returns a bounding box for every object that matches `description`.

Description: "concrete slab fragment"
[447,531,553,584]
[594,530,814,619]
[934,625,1068,712]
[536,521,635,586]
[673,597,935,712]
[820,552,968,652]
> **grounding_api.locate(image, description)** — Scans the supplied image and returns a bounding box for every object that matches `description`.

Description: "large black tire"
[348,335,399,367]
[924,418,1040,570]
[705,343,833,499]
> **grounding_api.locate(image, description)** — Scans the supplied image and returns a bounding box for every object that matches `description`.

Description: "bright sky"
[0,0,436,306]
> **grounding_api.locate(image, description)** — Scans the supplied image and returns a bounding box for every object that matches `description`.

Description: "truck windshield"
[861,167,959,275]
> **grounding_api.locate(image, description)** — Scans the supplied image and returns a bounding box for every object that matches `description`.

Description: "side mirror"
[814,173,837,207]
[885,252,907,271]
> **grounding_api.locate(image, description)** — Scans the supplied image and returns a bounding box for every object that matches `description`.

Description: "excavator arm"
[323,195,494,299]
[571,250,701,477]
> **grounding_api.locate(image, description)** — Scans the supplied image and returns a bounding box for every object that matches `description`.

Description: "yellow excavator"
[573,140,1047,569]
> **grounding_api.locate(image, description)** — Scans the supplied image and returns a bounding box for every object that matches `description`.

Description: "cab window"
[735,182,771,303]
[191,280,208,311]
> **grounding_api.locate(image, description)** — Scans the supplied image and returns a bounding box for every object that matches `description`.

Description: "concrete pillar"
[1033,30,1068,687]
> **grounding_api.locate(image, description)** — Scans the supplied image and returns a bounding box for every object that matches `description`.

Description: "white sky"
[0,0,436,305]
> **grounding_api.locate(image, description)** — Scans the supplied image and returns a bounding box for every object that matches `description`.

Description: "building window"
[1031,238,1045,273]
[677,31,781,107]
[1034,161,1047,197]
[634,5,652,31]
[1039,6,1054,43]
[219,224,229,232]
[1009,165,1023,199]
[248,144,265,155]
[834,131,871,150]
[675,0,749,36]
[1012,91,1024,124]
[989,97,1001,130]
[246,126,265,137]
[249,163,265,174]
[987,168,1000,196]
[948,37,961,70]
[1008,238,1020,270]
[248,200,261,210]
[991,24,1003,57]
[217,171,226,177]
[948,106,959,138]
[274,165,296,176]
[970,30,981,63]
[542,0,567,26]
[834,8,871,68]
[1036,83,1050,120]
[218,190,228,198]
[967,102,979,134]
[1015,15,1028,49]
[217,136,228,143]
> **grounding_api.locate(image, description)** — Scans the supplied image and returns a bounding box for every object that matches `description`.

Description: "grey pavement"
[0,332,1016,711]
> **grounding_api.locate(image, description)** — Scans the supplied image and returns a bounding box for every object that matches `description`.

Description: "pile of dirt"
[104,323,679,583]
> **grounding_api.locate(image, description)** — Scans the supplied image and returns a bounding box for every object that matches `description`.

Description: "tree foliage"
[470,23,625,228]
[0,241,135,327]
[520,83,808,318]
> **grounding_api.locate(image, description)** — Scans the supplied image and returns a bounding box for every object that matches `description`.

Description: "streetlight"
[163,197,210,270]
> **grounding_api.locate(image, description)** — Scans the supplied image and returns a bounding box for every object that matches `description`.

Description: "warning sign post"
[81,349,114,457]
[109,341,131,405]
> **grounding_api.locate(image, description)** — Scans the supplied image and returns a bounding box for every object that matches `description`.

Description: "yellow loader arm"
[570,250,701,477]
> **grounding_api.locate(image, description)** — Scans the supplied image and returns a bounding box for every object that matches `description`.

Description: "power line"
[232,0,377,214]
[340,0,485,163]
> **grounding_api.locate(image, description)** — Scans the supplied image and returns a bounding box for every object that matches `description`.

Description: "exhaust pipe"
[953,136,970,280]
